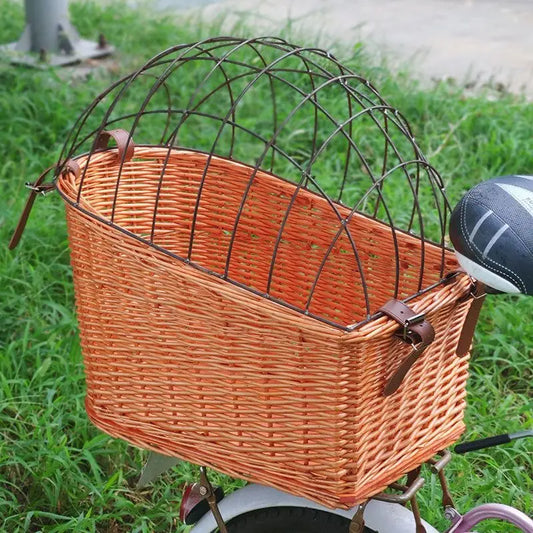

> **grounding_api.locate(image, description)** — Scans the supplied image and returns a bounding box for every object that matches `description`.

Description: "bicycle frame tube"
[446,503,533,533]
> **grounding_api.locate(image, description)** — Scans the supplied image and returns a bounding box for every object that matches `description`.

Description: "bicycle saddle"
[449,175,533,295]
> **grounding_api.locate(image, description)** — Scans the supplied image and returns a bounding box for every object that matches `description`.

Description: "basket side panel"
[338,276,472,503]
[65,204,351,505]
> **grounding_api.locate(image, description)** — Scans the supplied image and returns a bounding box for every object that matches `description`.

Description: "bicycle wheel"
[224,506,377,532]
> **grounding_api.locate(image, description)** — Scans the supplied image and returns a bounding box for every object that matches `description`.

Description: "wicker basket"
[14,38,480,508]
[55,144,472,508]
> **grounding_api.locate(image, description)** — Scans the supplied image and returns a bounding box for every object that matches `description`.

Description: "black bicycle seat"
[449,175,533,295]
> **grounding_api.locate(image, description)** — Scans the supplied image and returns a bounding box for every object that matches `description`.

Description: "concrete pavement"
[152,0,533,98]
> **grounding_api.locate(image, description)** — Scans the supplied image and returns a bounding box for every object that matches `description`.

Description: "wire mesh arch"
[56,36,454,330]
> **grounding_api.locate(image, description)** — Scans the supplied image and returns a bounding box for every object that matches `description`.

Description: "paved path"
[154,0,533,98]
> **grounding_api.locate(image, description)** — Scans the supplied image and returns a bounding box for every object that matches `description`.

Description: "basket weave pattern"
[58,148,473,507]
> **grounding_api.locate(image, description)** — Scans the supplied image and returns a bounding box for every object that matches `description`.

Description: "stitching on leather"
[460,197,526,292]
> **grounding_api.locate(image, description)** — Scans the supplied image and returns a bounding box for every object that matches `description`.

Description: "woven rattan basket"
[14,38,480,508]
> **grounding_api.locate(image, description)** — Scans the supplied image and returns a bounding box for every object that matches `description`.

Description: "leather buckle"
[456,281,486,357]
[378,299,435,396]
[9,166,57,250]
[25,181,55,195]
[402,312,426,340]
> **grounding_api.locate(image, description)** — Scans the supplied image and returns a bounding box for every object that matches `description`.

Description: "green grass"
[0,1,531,532]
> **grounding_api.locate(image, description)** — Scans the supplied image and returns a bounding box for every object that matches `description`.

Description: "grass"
[0,1,531,531]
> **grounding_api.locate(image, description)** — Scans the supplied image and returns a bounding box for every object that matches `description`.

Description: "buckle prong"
[25,181,55,195]
[403,312,425,339]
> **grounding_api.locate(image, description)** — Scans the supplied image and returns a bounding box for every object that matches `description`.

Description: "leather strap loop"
[378,299,435,396]
[379,299,435,345]
[94,129,135,163]
[64,159,81,180]
[456,281,486,357]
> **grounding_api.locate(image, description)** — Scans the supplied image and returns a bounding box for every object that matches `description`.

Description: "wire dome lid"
[57,36,455,330]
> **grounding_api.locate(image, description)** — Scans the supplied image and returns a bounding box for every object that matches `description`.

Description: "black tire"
[223,506,376,533]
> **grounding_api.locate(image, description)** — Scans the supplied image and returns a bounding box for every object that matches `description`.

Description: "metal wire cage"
[56,36,457,329]
[33,37,477,507]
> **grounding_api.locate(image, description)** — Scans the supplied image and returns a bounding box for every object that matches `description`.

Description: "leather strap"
[10,129,134,251]
[378,299,435,396]
[456,281,486,356]
[9,166,56,250]
[94,129,135,163]
[64,158,81,180]
[9,159,83,250]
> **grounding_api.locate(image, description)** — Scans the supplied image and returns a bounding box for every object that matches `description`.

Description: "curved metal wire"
[56,36,451,330]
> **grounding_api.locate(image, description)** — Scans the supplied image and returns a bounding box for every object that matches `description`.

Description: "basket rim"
[56,145,460,332]
[56,144,453,251]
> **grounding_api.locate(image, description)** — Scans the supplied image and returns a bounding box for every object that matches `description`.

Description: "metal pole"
[21,0,72,54]
[1,0,113,67]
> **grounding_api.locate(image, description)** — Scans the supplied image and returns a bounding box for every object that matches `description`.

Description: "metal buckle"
[470,281,486,299]
[25,181,55,195]
[402,312,425,339]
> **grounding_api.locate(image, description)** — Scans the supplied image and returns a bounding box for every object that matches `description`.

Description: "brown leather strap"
[94,129,135,163]
[64,158,81,180]
[379,299,435,396]
[9,166,56,250]
[456,281,486,356]
[10,129,133,250]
